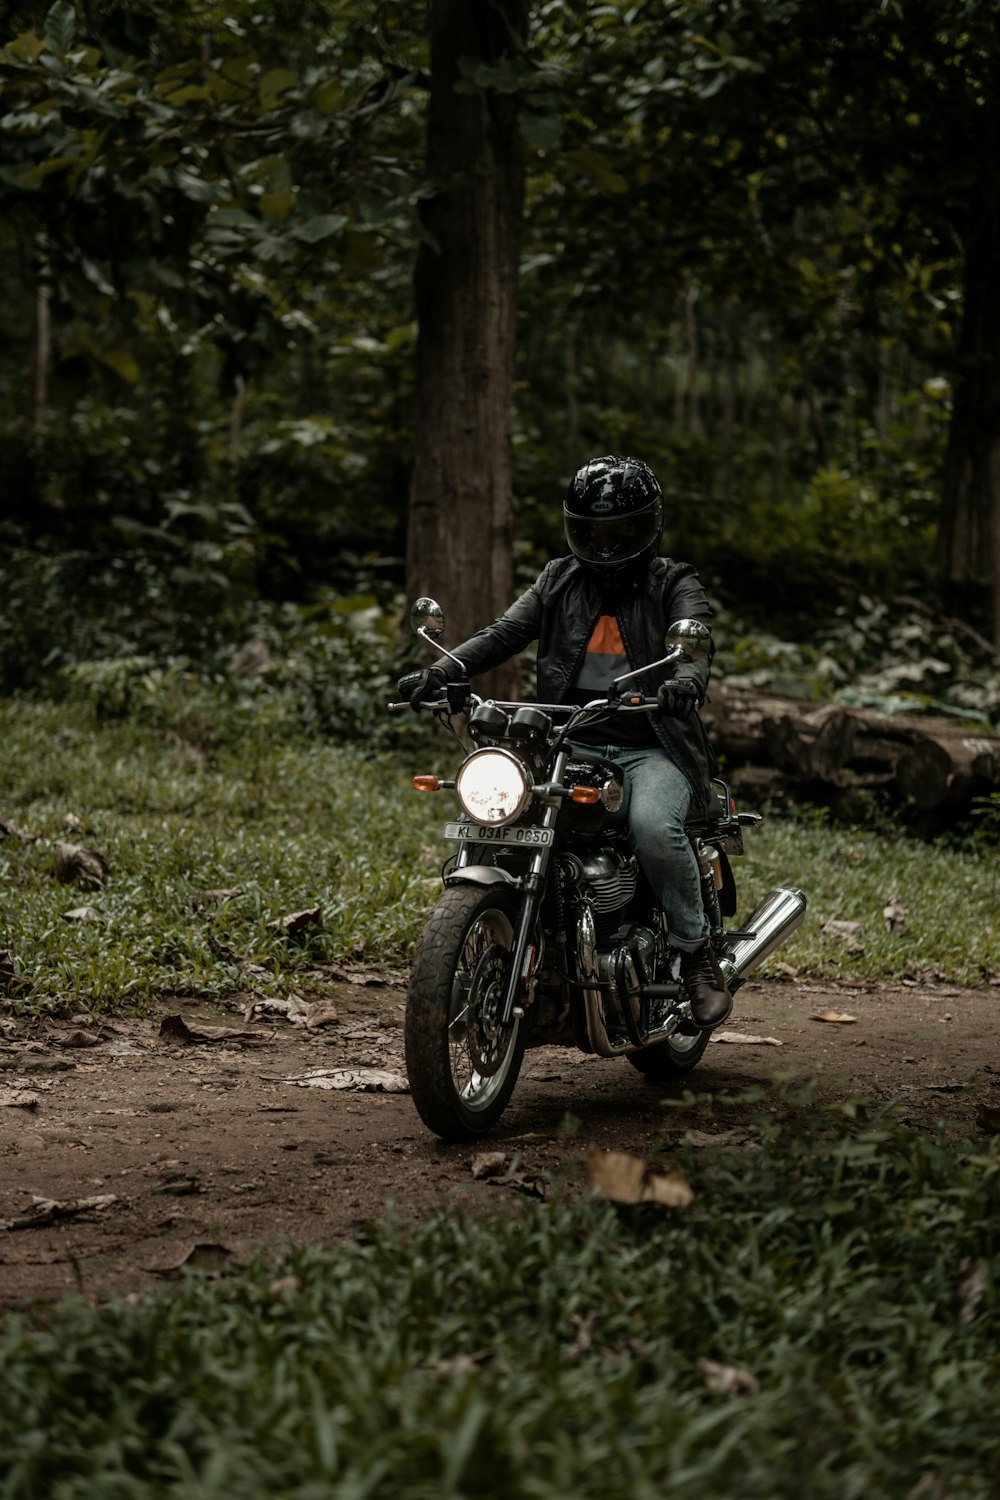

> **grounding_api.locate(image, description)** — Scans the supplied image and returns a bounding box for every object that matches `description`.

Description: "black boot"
[680,941,732,1030]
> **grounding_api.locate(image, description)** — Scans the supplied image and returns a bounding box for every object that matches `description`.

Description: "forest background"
[1,14,999,1482]
[1,0,999,743]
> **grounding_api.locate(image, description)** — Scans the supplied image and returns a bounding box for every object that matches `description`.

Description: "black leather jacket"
[440,554,719,818]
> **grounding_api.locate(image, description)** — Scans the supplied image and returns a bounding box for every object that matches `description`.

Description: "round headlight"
[456,749,532,826]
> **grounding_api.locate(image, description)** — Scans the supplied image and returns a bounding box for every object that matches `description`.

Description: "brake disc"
[466,943,514,1077]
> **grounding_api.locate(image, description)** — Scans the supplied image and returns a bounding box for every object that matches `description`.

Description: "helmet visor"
[563,500,662,569]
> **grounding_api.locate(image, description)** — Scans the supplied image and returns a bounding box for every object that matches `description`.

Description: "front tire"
[627,1029,710,1080]
[405,884,527,1140]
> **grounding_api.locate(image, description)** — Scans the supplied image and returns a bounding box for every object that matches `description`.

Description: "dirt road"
[2,975,997,1306]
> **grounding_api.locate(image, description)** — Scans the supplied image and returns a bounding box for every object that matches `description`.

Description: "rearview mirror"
[665,618,711,663]
[410,597,445,640]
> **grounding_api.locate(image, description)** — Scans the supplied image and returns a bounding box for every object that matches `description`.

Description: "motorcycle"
[392,598,807,1141]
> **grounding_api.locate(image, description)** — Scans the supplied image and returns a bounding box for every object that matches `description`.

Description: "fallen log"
[701,683,1000,821]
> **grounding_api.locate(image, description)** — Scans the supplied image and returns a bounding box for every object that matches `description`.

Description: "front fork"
[455,747,570,1030]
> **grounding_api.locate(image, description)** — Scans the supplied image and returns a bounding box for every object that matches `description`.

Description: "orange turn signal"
[569,785,601,805]
[412,776,440,792]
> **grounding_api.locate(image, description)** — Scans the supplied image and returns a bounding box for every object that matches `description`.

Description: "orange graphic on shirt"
[587,616,624,654]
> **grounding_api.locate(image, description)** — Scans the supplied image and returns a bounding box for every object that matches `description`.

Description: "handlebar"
[387,694,662,717]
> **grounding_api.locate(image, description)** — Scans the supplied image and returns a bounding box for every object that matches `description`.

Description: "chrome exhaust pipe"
[718,886,807,994]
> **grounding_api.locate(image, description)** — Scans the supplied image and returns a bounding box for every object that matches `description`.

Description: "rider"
[406,455,731,1030]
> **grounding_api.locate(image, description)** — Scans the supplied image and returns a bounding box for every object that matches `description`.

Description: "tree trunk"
[937,194,1000,644]
[701,682,1000,825]
[406,0,528,700]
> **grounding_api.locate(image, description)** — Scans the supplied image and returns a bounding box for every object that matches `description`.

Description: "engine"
[566,849,638,924]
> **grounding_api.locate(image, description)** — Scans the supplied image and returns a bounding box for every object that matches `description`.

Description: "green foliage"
[58,590,402,740]
[0,0,421,642]
[0,1120,997,1495]
[0,529,255,690]
[712,596,1000,723]
[512,0,998,625]
[0,698,994,1017]
[1,0,998,670]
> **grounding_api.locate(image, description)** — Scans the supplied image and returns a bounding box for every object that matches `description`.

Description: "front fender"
[443,865,520,889]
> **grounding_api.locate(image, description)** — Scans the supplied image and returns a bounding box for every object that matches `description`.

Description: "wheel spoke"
[405,885,527,1139]
[447,910,517,1112]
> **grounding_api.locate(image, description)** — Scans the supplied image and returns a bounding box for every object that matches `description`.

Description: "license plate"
[443,821,554,848]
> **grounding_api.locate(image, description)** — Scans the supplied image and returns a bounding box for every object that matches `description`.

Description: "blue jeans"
[573,743,709,951]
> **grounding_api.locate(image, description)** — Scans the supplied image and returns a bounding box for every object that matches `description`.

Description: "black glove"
[399,666,447,712]
[657,678,701,720]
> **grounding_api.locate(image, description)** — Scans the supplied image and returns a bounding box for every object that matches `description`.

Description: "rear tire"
[627,1029,709,1080]
[405,883,526,1140]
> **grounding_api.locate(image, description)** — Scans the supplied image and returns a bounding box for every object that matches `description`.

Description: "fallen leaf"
[312,963,393,988]
[471,1151,507,1180]
[269,1275,301,1298]
[4,1193,119,1231]
[821,919,864,941]
[504,1170,548,1199]
[190,887,244,908]
[50,1029,102,1049]
[62,906,102,923]
[153,1242,238,1275]
[773,961,799,980]
[159,1014,270,1046]
[153,1174,201,1197]
[4,1057,71,1073]
[54,841,108,886]
[3,1089,40,1110]
[62,812,84,832]
[882,895,907,935]
[242,994,311,1025]
[266,907,322,936]
[284,1068,409,1093]
[304,1000,340,1030]
[585,1146,694,1208]
[699,1357,760,1398]
[813,1011,858,1024]
[710,1031,784,1046]
[0,818,36,841]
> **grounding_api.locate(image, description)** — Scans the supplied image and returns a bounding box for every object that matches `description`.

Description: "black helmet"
[563,455,663,575]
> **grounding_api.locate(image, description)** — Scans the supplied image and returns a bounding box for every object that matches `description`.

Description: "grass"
[748,809,998,988]
[0,697,446,1013]
[0,697,996,1015]
[1,697,997,1495]
[0,1109,997,1497]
